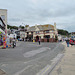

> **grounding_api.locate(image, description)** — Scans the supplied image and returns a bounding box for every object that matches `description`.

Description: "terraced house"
[25,23,58,42]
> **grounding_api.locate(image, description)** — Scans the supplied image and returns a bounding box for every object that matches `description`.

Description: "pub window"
[45,30,49,33]
[36,31,39,34]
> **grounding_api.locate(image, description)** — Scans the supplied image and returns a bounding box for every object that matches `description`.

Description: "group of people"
[66,38,75,47]
[6,37,16,48]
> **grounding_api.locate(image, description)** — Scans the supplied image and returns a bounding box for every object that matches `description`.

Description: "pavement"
[50,42,75,75]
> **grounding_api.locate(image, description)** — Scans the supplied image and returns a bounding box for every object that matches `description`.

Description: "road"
[0,42,65,75]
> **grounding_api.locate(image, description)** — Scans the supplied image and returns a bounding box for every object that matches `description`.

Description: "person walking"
[69,39,73,47]
[12,38,16,48]
[66,38,69,47]
[38,37,41,45]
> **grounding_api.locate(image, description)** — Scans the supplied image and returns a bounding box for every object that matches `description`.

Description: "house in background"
[25,23,58,42]
[71,32,75,40]
[15,29,25,40]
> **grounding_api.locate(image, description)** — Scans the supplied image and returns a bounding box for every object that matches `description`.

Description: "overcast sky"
[0,0,75,32]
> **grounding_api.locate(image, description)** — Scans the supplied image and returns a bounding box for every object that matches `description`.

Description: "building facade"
[25,23,58,42]
[0,9,7,26]
[0,9,7,35]
[0,17,6,46]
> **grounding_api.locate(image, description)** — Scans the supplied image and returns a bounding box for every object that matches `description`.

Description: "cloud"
[0,0,75,32]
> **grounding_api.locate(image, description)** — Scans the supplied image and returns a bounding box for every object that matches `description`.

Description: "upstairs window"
[45,30,49,33]
[36,31,39,34]
[31,32,33,34]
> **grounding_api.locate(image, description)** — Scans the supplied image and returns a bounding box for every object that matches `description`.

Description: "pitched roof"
[27,24,54,32]
[27,26,36,32]
[37,24,54,30]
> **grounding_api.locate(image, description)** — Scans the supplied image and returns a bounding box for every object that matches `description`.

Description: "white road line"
[1,64,8,67]
[14,65,32,75]
[23,47,51,57]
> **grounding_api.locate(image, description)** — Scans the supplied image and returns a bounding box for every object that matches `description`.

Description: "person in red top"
[69,39,73,46]
[38,37,41,45]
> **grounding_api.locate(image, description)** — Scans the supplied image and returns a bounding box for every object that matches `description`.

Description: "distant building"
[71,32,75,40]
[7,29,17,39]
[25,23,58,42]
[7,29,25,40]
[15,29,25,40]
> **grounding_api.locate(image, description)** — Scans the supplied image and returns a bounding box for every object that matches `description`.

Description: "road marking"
[36,53,64,75]
[23,47,51,57]
[1,64,8,67]
[14,65,32,75]
[27,44,42,47]
[41,66,51,75]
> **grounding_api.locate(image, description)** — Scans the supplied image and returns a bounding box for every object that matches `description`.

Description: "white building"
[0,9,7,30]
[0,9,7,25]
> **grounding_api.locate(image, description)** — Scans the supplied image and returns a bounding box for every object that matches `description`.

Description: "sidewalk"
[50,42,75,75]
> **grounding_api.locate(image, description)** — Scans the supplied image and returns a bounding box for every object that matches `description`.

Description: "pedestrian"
[74,40,75,45]
[38,37,41,45]
[12,38,16,48]
[66,38,69,47]
[69,39,73,47]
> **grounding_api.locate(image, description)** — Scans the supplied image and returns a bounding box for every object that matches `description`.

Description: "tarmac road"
[0,42,65,75]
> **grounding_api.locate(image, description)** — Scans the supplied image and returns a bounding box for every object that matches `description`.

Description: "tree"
[7,25,18,29]
[55,35,58,42]
[58,29,69,36]
[19,25,24,29]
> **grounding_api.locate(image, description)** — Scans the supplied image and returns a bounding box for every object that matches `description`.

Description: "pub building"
[0,17,6,46]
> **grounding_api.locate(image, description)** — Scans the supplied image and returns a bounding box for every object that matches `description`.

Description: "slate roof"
[27,24,54,32]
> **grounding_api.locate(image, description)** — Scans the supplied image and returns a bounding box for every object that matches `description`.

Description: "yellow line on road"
[41,65,51,75]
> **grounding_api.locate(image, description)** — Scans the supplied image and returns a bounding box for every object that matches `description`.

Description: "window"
[44,35,50,38]
[1,15,5,21]
[36,31,39,34]
[52,36,54,38]
[31,32,33,34]
[45,30,49,33]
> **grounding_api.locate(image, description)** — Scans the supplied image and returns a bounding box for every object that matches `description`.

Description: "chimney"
[54,22,56,28]
[35,24,38,29]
